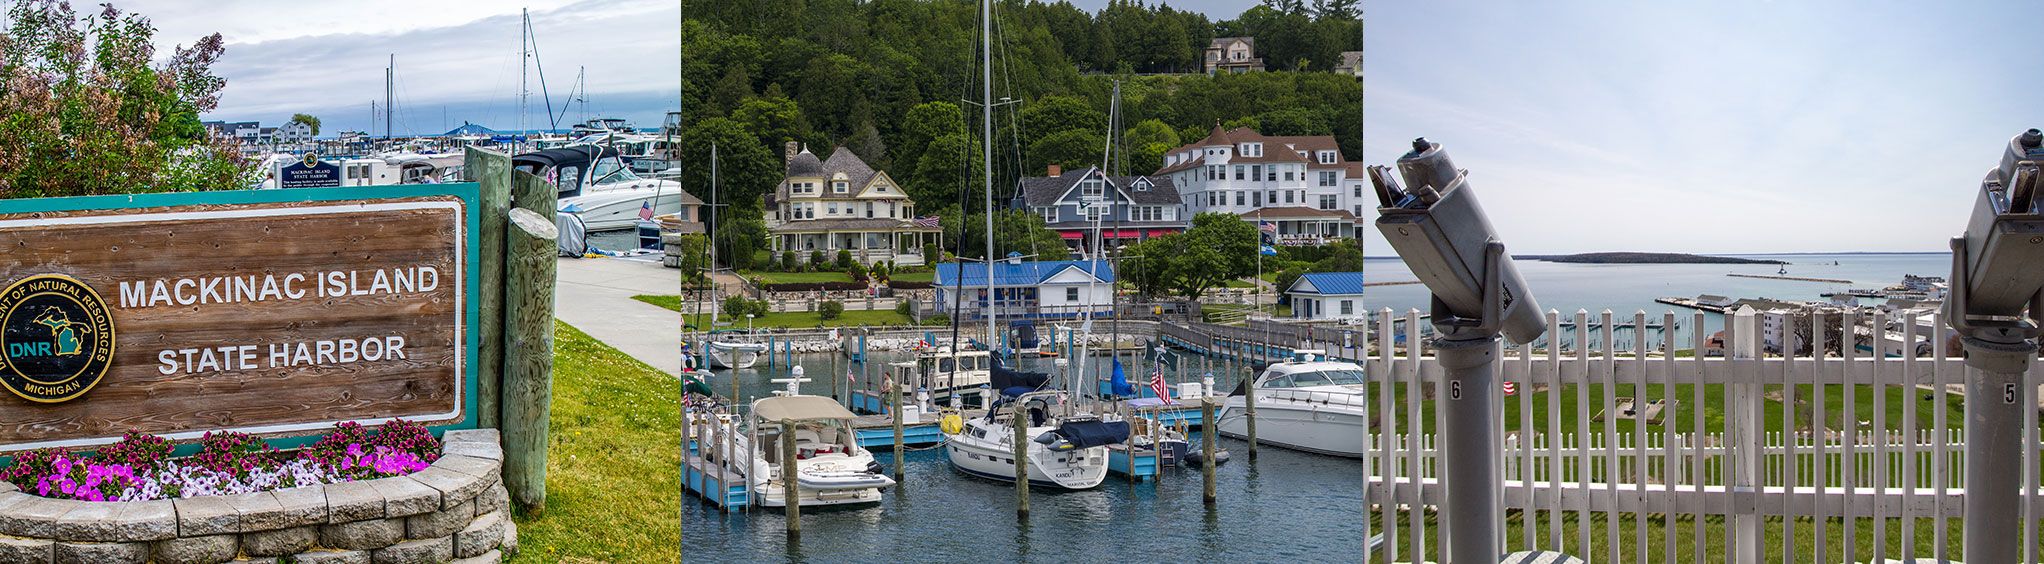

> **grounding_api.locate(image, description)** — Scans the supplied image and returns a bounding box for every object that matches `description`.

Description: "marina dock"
[682,440,750,509]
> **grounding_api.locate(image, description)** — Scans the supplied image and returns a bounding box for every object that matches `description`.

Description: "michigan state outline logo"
[0,274,115,403]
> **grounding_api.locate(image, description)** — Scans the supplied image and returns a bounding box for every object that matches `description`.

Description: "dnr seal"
[0,274,115,403]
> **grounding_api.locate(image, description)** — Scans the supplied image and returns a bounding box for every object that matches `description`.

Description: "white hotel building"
[1152,125,1368,245]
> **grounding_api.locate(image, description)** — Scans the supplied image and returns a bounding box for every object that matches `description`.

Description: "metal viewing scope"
[1950,128,2044,340]
[1371,138,1546,344]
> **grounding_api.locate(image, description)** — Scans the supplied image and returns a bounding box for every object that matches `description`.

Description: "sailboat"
[943,8,1126,489]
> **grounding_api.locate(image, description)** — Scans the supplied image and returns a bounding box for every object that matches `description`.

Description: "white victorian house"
[766,143,943,266]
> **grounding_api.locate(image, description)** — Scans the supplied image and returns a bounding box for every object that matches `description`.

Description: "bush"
[923,243,941,262]
[847,262,867,280]
[760,281,867,292]
[809,250,826,266]
[835,249,855,269]
[819,300,845,320]
[894,300,913,317]
[922,314,950,326]
[781,251,798,271]
[722,295,754,319]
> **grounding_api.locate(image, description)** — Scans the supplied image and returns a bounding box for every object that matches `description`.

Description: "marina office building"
[932,257,1115,321]
[1151,125,1368,246]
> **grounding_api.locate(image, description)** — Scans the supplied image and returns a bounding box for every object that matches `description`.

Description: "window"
[1354,204,1363,216]
[1283,191,1294,204]
[865,202,874,218]
[1253,191,1263,207]
[1208,192,1216,206]
[1250,165,1261,181]
[1320,171,1337,187]
[1267,166,1278,181]
[1284,168,1294,181]
[1235,191,1245,206]
[1353,184,1363,197]
[827,203,838,216]
[833,181,848,193]
[1080,179,1104,200]
[1319,195,1337,210]
[1319,151,1336,164]
[1234,165,1245,180]
[1066,287,1080,302]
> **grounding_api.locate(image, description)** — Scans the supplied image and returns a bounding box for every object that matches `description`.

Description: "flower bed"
[0,427,514,563]
[1,421,438,503]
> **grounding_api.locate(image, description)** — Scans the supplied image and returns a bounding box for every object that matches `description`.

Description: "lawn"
[1362,380,1967,438]
[509,322,680,563]
[633,295,934,328]
[887,270,934,283]
[742,270,855,284]
[1375,510,1993,562]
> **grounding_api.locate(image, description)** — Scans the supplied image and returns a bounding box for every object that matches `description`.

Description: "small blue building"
[1286,271,1365,321]
[934,256,1115,320]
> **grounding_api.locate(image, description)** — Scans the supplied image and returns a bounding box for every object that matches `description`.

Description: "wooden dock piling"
[502,208,557,512]
[1013,401,1030,518]
[891,376,905,483]
[781,419,800,537]
[1201,398,1217,506]
[467,147,510,429]
[1244,366,1258,460]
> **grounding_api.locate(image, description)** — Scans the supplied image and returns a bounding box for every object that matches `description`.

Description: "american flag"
[1258,220,1277,235]
[638,201,655,221]
[1149,365,1172,404]
[913,215,942,228]
[847,367,856,383]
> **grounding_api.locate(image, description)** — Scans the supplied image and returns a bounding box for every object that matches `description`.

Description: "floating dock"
[682,440,750,509]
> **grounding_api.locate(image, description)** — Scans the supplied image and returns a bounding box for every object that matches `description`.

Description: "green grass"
[1361,381,1967,437]
[510,322,679,563]
[629,295,681,312]
[1223,278,1258,288]
[887,270,934,283]
[741,270,855,284]
[681,309,928,329]
[1372,509,2002,562]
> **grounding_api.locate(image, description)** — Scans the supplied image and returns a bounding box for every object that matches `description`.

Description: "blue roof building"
[1286,271,1365,321]
[933,257,1115,320]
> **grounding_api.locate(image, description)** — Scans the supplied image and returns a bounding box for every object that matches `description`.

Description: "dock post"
[1201,397,1217,506]
[502,208,557,513]
[830,347,840,400]
[891,376,905,483]
[467,147,510,430]
[1243,366,1258,459]
[1151,408,1162,472]
[719,413,735,513]
[1013,401,1030,518]
[781,419,801,537]
[766,336,774,367]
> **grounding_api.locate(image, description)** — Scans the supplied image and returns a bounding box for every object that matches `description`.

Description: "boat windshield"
[590,157,642,185]
[1278,369,1367,387]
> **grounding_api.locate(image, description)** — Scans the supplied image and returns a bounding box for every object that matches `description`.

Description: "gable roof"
[1014,167,1180,206]
[1289,272,1365,295]
[934,260,1114,288]
[1210,37,1254,51]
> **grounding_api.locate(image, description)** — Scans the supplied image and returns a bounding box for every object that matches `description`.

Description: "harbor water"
[683,351,1367,561]
[1363,252,1949,349]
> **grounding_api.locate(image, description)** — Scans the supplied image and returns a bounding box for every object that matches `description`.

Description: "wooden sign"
[0,185,480,451]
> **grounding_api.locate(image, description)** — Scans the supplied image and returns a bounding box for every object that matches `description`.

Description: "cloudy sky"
[109,0,679,136]
[1366,1,2044,254]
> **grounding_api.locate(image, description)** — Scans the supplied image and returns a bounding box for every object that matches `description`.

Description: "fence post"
[502,208,558,512]
[1728,306,1761,563]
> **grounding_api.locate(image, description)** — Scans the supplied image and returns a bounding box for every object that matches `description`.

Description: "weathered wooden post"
[468,147,512,428]
[502,207,558,511]
[1201,397,1217,505]
[1243,366,1259,459]
[891,373,905,483]
[831,346,841,400]
[781,419,801,537]
[1013,401,1030,518]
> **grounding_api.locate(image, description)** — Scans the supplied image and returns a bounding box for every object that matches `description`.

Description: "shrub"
[759,281,867,292]
[895,300,913,317]
[923,314,950,326]
[835,249,855,269]
[809,250,826,266]
[781,251,798,271]
[722,295,755,319]
[819,300,845,320]
[762,252,780,272]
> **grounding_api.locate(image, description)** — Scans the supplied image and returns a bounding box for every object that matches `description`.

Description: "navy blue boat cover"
[1053,420,1131,449]
[991,362,1050,391]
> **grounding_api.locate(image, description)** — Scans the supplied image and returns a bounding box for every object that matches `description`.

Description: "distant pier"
[1727,273,1852,284]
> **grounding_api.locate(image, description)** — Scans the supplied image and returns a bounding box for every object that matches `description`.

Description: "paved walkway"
[554,256,677,375]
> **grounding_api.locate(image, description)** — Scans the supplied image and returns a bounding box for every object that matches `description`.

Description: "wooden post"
[1202,397,1217,505]
[831,347,840,400]
[509,169,557,218]
[1013,401,1030,518]
[891,375,905,483]
[467,147,512,429]
[502,208,558,511]
[1243,366,1258,459]
[781,419,801,537]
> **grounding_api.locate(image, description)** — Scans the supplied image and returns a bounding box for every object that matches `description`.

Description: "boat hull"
[707,342,764,369]
[559,185,688,232]
[1216,396,1372,458]
[944,429,1109,490]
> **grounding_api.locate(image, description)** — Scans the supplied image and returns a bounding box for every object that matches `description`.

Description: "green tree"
[1019,95,1106,149]
[910,133,982,208]
[0,1,252,197]
[730,95,806,151]
[1254,107,1330,136]
[1312,238,1364,272]
[1121,236,1177,299]
[1027,129,1107,177]
[1166,213,1258,299]
[676,234,710,286]
[714,214,767,271]
[941,209,1067,260]
[290,114,321,136]
[678,117,779,217]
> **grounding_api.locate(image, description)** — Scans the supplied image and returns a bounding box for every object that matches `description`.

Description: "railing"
[1359,306,2037,563]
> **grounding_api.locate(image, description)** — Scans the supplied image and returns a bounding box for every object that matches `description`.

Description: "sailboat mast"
[711,143,721,327]
[518,8,528,151]
[385,54,394,140]
[980,0,996,352]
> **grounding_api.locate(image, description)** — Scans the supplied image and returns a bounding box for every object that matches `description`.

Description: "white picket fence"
[1358,306,2042,563]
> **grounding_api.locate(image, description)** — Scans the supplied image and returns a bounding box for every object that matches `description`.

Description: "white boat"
[943,390,1118,490]
[1214,350,1372,458]
[707,340,766,370]
[515,146,702,232]
[885,346,992,404]
[702,379,894,507]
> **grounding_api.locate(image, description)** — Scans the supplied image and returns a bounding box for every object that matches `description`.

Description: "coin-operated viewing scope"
[1371,137,1546,344]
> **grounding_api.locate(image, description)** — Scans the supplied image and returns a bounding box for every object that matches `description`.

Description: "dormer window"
[833,181,848,193]
[1318,151,1336,164]
[1080,179,1104,200]
[1132,178,1150,191]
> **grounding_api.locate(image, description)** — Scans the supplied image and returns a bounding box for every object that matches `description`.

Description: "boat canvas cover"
[990,363,1049,391]
[753,395,858,422]
[555,212,588,256]
[1053,420,1130,449]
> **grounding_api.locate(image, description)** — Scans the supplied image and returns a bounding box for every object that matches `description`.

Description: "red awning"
[1145,229,1180,237]
[1059,231,1085,239]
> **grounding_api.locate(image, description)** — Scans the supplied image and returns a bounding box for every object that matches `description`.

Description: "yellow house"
[766,143,943,266]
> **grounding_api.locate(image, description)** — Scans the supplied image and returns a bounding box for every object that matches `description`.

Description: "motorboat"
[706,331,766,370]
[944,389,1120,490]
[883,346,992,405]
[701,378,894,507]
[1214,350,1371,457]
[514,146,703,232]
[1008,320,1041,356]
[569,117,635,137]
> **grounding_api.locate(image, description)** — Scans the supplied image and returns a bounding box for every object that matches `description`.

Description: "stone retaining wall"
[0,429,516,564]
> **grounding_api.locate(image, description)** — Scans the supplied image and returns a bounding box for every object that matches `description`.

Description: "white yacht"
[884,347,992,404]
[705,330,766,370]
[703,379,894,507]
[944,389,1119,490]
[1215,350,1372,457]
[515,146,701,232]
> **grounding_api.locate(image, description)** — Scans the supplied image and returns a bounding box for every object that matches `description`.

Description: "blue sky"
[115,0,678,136]
[1364,1,2044,254]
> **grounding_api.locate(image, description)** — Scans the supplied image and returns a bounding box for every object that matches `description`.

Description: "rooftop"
[934,259,1114,288]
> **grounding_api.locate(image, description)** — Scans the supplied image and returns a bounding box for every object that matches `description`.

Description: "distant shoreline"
[1520,252,1787,265]
[1364,251,1951,260]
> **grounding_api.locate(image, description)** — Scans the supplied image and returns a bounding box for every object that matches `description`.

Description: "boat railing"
[1259,387,1371,409]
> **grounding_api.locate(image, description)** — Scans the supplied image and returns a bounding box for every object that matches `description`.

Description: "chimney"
[1047,164,1061,177]
[784,141,799,166]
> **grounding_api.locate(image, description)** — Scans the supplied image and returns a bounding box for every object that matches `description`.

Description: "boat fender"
[940,412,964,435]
